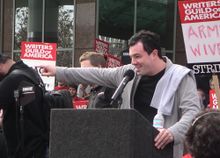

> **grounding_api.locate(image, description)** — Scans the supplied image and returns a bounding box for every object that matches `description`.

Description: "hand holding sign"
[21,42,57,91]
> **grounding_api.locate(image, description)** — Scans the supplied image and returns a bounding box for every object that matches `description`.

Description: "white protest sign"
[21,41,57,91]
[178,0,220,64]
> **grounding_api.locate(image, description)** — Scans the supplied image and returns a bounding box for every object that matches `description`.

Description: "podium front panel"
[49,109,173,158]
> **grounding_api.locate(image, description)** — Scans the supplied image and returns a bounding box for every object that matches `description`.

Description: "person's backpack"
[11,69,73,109]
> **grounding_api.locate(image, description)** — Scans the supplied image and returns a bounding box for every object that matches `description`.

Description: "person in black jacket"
[0,53,49,158]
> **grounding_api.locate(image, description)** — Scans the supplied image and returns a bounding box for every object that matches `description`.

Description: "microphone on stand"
[110,69,135,107]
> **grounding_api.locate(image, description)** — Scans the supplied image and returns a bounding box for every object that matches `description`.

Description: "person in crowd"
[68,84,78,99]
[0,54,49,158]
[40,30,201,158]
[67,84,86,108]
[78,51,115,108]
[68,84,84,101]
[185,109,220,158]
[197,88,208,109]
[54,81,69,91]
[195,75,210,109]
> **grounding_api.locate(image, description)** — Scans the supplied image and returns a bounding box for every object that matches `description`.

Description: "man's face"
[129,42,155,76]
[80,60,95,68]
[69,87,77,97]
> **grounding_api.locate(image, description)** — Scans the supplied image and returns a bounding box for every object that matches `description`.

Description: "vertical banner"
[209,89,219,109]
[21,41,57,91]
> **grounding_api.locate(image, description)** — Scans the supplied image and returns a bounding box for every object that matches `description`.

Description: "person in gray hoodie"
[40,30,201,158]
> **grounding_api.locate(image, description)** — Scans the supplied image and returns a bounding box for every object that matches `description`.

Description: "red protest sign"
[105,54,122,68]
[178,0,220,24]
[94,39,109,54]
[178,0,220,74]
[209,89,219,109]
[21,41,57,91]
[21,42,56,61]
[73,100,89,109]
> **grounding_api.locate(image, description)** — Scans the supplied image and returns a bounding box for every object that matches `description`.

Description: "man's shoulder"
[10,68,35,79]
[6,67,40,89]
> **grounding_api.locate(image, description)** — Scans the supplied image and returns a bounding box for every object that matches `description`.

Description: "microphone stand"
[14,90,24,158]
[13,88,35,158]
[110,96,122,108]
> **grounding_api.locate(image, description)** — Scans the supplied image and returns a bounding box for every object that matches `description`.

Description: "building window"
[14,0,28,60]
[98,0,175,60]
[58,5,74,49]
[13,0,74,67]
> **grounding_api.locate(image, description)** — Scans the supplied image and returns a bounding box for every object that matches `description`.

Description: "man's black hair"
[128,30,162,59]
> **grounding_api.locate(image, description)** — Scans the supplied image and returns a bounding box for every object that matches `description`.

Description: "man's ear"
[151,49,158,58]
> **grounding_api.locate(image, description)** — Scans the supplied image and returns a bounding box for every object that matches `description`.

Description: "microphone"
[110,69,135,107]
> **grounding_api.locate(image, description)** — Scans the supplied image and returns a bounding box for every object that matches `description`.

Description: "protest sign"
[105,54,121,68]
[178,0,220,74]
[94,39,109,54]
[21,41,57,91]
[178,0,220,109]
[73,100,89,109]
[209,89,219,109]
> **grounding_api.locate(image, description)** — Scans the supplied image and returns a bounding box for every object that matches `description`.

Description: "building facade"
[0,0,187,67]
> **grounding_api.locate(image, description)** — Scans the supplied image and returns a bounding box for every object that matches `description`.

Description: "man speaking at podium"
[40,30,201,158]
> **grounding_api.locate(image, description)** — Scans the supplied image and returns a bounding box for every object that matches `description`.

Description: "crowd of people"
[52,51,116,109]
[0,29,219,158]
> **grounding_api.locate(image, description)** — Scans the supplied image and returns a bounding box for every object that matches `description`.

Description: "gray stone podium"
[49,109,173,158]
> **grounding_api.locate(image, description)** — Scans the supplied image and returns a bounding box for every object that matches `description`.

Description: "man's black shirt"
[134,69,165,123]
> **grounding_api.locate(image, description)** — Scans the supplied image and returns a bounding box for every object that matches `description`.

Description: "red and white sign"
[73,100,89,109]
[21,41,57,91]
[178,0,220,64]
[95,39,109,54]
[209,89,219,109]
[105,54,121,68]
